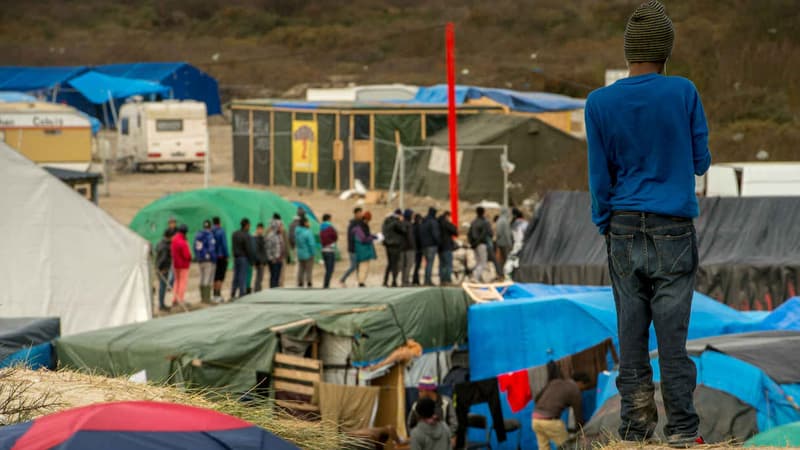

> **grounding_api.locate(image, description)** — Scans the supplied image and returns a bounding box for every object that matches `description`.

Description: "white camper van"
[118,100,208,171]
[697,162,800,197]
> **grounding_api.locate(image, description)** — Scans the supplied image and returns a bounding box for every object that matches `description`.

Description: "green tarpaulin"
[55,287,471,393]
[129,187,319,255]
[745,421,800,447]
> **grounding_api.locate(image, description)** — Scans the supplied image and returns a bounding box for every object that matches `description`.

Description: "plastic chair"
[503,418,522,450]
[465,413,491,449]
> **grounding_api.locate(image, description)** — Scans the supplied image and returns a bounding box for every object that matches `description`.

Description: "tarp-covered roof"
[0,66,88,92]
[515,191,800,309]
[66,71,169,104]
[56,287,470,393]
[0,91,37,102]
[412,85,586,112]
[425,113,531,145]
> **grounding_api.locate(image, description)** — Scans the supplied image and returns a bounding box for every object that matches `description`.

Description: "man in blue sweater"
[585,1,711,447]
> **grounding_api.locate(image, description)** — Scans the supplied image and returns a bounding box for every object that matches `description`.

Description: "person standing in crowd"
[165,217,177,289]
[340,207,363,287]
[468,206,492,283]
[586,1,711,446]
[400,209,416,287]
[510,207,529,250]
[170,224,191,310]
[266,217,285,288]
[532,363,590,450]
[412,213,424,286]
[382,209,406,288]
[408,376,458,445]
[288,207,306,274]
[154,229,174,312]
[253,223,268,292]
[419,207,441,286]
[319,213,338,289]
[353,211,377,287]
[295,216,316,288]
[495,208,512,277]
[193,220,217,304]
[231,218,254,299]
[409,397,451,450]
[211,217,229,303]
[437,211,457,286]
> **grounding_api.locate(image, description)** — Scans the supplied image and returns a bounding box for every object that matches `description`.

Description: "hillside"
[2,0,799,162]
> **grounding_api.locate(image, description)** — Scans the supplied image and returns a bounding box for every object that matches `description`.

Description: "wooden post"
[291,112,296,188]
[248,109,254,185]
[269,110,275,185]
[335,113,340,190]
[349,115,355,190]
[312,112,317,191]
[421,112,427,140]
[369,113,375,190]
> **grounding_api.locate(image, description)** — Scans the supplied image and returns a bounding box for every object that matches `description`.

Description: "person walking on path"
[339,207,363,286]
[412,213,423,286]
[400,209,416,287]
[319,213,338,289]
[468,207,492,283]
[231,218,254,299]
[585,1,711,446]
[170,224,191,310]
[437,211,457,286]
[266,218,285,288]
[382,209,406,287]
[154,229,173,312]
[253,223,268,292]
[419,207,441,286]
[295,216,316,288]
[353,211,377,287]
[193,220,217,304]
[495,208,512,278]
[211,217,229,303]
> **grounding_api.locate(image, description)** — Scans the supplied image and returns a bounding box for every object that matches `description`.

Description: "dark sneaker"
[668,434,704,448]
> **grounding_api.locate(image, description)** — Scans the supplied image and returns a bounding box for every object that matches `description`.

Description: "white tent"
[0,143,151,335]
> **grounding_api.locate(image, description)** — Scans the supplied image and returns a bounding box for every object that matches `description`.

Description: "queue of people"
[153,205,530,310]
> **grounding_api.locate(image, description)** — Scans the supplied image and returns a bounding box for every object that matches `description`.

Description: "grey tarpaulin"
[514,191,800,310]
[0,317,60,361]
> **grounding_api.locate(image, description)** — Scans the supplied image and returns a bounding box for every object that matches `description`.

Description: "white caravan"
[118,100,208,170]
[697,162,800,197]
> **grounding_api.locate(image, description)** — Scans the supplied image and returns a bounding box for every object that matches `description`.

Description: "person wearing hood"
[400,208,416,287]
[495,208,513,278]
[419,207,441,286]
[231,218,254,299]
[437,211,458,286]
[253,223,268,292]
[193,220,217,303]
[170,224,191,310]
[319,213,338,289]
[339,207,364,287]
[412,213,424,285]
[266,216,285,288]
[295,216,317,288]
[410,397,451,450]
[154,229,174,312]
[353,211,377,287]
[382,209,406,288]
[468,207,492,283]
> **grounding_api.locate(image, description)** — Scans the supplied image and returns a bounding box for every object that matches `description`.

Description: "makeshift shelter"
[745,421,800,447]
[464,283,774,450]
[407,113,586,202]
[586,332,800,444]
[129,187,318,252]
[0,401,300,450]
[0,317,60,370]
[230,98,500,191]
[0,143,151,335]
[95,62,221,115]
[515,191,800,310]
[0,66,88,93]
[43,167,102,204]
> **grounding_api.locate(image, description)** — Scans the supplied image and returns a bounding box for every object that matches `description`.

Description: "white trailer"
[698,162,800,197]
[118,100,208,171]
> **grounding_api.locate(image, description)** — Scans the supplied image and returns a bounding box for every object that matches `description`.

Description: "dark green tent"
[407,113,587,203]
[746,421,800,447]
[55,287,471,393]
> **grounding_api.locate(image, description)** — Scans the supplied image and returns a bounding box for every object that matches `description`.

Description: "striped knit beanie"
[418,375,438,391]
[624,0,674,63]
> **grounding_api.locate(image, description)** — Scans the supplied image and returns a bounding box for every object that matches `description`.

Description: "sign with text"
[292,120,318,173]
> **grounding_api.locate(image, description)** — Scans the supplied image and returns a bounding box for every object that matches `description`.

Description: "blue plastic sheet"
[412,85,586,112]
[67,71,169,104]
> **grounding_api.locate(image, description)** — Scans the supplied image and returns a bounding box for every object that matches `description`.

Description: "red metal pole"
[446,22,459,226]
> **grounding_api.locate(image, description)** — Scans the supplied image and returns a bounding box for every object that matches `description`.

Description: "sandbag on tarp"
[514,191,800,309]
[0,317,60,369]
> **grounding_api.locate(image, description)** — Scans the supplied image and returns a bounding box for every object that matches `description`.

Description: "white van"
[698,162,800,197]
[118,100,208,171]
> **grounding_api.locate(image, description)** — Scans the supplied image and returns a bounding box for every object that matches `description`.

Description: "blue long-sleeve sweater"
[586,73,712,234]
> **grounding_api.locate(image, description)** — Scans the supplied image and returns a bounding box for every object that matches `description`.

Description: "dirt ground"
[98,124,484,313]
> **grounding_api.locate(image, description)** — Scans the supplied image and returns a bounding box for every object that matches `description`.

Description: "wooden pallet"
[273,352,322,415]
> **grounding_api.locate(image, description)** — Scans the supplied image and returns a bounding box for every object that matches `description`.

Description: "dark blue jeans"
[423,246,437,285]
[608,212,699,440]
[322,252,336,288]
[439,250,453,283]
[269,261,283,288]
[157,270,168,309]
[231,256,250,299]
[340,252,358,283]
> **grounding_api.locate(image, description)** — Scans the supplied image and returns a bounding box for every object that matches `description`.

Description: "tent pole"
[396,129,404,210]
[108,91,119,127]
[204,128,210,188]
[446,23,459,226]
[248,110,254,186]
[503,145,509,209]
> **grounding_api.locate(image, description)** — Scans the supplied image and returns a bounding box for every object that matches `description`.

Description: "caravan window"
[156,119,183,132]
[120,118,129,135]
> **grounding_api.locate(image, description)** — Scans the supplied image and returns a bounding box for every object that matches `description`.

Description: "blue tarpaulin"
[412,85,586,112]
[0,66,88,92]
[67,71,169,104]
[0,91,37,102]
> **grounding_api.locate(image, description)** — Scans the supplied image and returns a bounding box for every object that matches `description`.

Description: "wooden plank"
[248,109,254,185]
[369,113,375,189]
[349,114,355,190]
[291,111,296,187]
[274,353,322,370]
[273,367,322,383]
[335,113,340,190]
[312,111,318,191]
[269,318,315,333]
[269,110,275,185]
[275,400,320,412]
[421,112,427,140]
[274,380,315,396]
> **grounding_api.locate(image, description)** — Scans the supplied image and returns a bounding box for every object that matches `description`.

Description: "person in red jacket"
[170,224,192,310]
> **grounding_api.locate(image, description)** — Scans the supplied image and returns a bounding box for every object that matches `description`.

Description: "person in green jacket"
[295,217,317,288]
